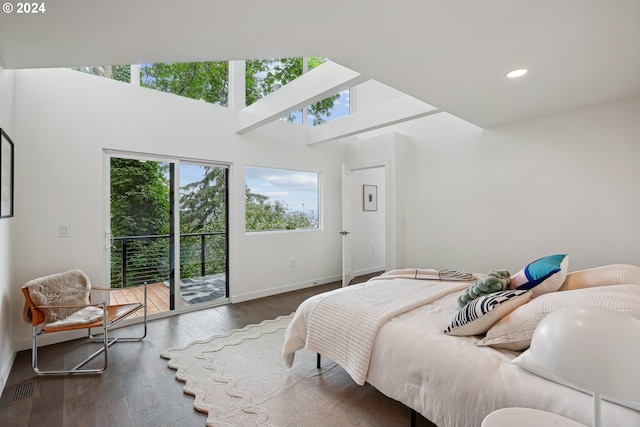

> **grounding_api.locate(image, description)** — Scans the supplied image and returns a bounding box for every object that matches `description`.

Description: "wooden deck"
[109,282,189,317]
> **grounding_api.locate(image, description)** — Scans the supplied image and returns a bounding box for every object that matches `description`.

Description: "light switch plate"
[59,225,70,237]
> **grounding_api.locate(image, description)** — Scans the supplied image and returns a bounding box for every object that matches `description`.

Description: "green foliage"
[179,166,228,278]
[180,167,227,233]
[246,57,339,124]
[245,58,303,105]
[110,162,231,287]
[111,65,131,83]
[179,234,227,279]
[71,58,343,124]
[141,62,229,106]
[110,158,171,288]
[110,158,169,237]
[140,57,338,124]
[307,94,341,125]
[70,65,131,83]
[245,187,315,232]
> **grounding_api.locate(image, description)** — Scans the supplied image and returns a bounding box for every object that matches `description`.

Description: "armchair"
[21,269,147,375]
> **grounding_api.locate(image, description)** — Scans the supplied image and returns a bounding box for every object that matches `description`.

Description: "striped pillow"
[444,290,532,336]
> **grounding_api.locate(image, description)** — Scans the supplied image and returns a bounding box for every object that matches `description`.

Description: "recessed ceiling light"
[506,68,528,78]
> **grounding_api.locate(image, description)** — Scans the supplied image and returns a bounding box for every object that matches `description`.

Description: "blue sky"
[245,166,318,218]
[289,89,349,124]
[179,164,207,188]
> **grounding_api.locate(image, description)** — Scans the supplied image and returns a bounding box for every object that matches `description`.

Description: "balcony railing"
[110,232,227,289]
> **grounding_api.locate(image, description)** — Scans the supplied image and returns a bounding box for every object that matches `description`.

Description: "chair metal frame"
[22,282,148,375]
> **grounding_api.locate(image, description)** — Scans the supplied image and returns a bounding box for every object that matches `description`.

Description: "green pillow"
[457,270,510,308]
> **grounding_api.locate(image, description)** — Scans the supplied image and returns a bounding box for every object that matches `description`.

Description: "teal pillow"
[510,254,569,297]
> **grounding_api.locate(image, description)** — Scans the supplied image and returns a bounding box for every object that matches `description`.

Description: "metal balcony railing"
[110,232,227,288]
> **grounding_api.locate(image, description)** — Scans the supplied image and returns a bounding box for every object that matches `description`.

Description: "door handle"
[339,231,351,236]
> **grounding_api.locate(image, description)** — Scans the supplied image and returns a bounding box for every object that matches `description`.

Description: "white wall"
[389,97,640,274]
[352,167,385,275]
[0,64,16,390]
[9,68,346,350]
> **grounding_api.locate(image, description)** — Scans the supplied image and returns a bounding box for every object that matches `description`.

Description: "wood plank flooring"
[0,273,435,427]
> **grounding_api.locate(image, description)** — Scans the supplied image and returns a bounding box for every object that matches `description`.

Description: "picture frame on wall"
[1,128,14,218]
[363,184,377,211]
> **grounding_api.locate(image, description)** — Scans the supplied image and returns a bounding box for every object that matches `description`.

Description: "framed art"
[1,128,14,218]
[363,184,377,211]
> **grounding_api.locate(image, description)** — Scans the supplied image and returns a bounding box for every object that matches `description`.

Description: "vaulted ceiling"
[1,0,639,129]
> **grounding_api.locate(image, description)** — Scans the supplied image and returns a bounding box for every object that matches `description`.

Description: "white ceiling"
[0,0,639,128]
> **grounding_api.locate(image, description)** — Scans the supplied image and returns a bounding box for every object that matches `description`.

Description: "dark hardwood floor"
[1,272,434,427]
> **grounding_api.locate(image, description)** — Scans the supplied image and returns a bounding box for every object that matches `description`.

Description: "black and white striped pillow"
[444,290,531,336]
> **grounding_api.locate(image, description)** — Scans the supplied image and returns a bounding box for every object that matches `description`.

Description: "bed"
[282,257,640,427]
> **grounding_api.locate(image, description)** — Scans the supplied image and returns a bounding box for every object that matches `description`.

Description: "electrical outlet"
[290,258,296,267]
[373,245,377,253]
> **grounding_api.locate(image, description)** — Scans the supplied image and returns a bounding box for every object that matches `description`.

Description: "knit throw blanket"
[305,276,471,385]
[23,269,104,328]
[369,268,477,282]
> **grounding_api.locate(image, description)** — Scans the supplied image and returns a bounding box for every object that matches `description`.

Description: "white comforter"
[283,279,640,427]
[303,278,470,385]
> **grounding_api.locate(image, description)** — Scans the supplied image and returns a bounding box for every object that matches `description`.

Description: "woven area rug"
[160,314,414,427]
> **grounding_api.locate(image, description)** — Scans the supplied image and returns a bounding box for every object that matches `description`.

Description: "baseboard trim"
[14,328,87,353]
[0,350,16,392]
[230,275,341,303]
[354,266,386,277]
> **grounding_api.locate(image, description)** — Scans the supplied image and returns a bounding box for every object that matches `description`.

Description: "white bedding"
[304,278,470,385]
[283,279,640,427]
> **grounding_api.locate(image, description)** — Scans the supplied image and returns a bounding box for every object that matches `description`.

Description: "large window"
[71,57,350,123]
[245,166,319,232]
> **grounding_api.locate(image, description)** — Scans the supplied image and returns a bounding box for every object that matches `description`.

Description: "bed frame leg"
[316,351,417,426]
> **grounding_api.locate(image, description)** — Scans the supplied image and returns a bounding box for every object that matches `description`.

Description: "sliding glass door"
[177,162,229,305]
[107,152,228,316]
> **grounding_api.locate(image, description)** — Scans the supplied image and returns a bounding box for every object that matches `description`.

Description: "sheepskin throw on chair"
[23,269,104,328]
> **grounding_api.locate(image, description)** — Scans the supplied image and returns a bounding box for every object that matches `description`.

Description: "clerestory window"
[70,57,350,125]
[140,62,230,106]
[69,65,131,83]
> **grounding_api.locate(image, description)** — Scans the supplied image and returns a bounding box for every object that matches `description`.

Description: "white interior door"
[341,165,353,287]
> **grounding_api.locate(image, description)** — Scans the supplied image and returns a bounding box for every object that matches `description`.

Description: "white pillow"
[478,284,640,350]
[513,350,640,411]
[444,290,531,336]
[559,264,640,291]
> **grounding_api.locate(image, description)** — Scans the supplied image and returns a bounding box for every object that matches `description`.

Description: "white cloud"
[247,167,317,192]
[246,166,318,214]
